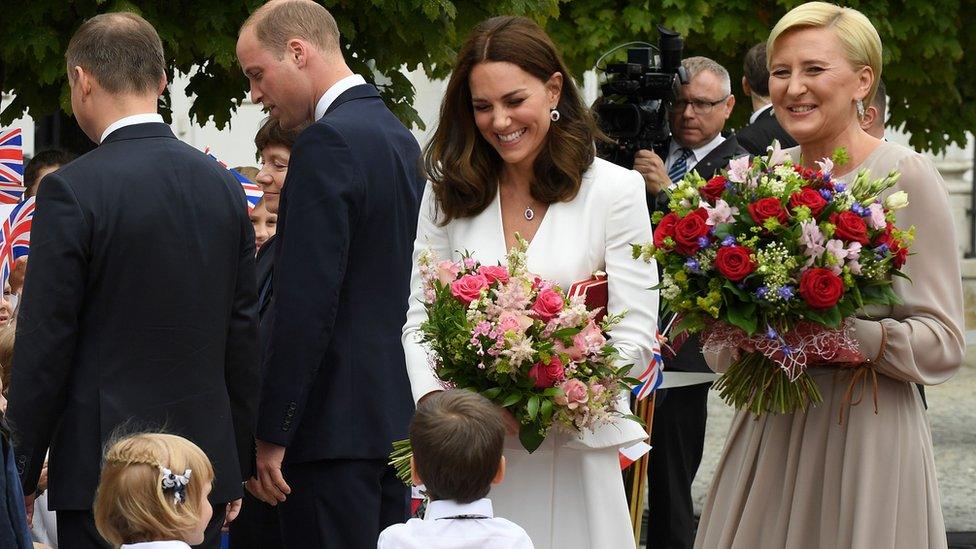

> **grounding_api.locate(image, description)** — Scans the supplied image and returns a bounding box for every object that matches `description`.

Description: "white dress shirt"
[120,541,191,549]
[664,133,726,176]
[377,498,534,549]
[99,112,165,143]
[402,158,658,449]
[749,102,774,125]
[314,74,368,120]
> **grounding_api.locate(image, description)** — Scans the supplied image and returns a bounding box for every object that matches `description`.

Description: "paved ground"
[691,348,976,532]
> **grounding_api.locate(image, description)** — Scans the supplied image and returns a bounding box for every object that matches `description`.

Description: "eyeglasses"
[668,96,730,115]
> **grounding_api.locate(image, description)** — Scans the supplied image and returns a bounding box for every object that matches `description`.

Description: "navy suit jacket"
[735,106,798,156]
[258,84,424,462]
[6,123,259,508]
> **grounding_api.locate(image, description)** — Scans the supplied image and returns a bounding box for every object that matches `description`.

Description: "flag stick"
[630,392,656,543]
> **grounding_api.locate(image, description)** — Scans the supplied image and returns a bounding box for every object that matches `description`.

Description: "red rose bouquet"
[634,142,914,414]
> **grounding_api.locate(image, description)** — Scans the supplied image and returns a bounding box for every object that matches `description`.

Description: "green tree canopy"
[1,0,972,153]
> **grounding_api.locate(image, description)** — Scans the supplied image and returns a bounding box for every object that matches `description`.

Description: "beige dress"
[694,141,965,549]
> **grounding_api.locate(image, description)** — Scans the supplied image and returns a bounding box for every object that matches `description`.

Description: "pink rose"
[436,260,460,285]
[450,274,489,304]
[554,340,584,362]
[572,321,606,355]
[555,379,589,409]
[528,356,565,388]
[478,265,510,285]
[531,288,564,321]
[497,311,533,334]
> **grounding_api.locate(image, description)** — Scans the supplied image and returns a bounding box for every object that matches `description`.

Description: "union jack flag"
[203,147,263,212]
[632,331,665,400]
[0,128,26,204]
[0,196,35,289]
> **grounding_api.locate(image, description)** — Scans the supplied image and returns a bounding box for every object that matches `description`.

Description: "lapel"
[694,136,744,180]
[100,122,176,145]
[324,84,380,117]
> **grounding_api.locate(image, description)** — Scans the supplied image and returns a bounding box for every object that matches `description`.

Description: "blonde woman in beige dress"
[695,3,965,549]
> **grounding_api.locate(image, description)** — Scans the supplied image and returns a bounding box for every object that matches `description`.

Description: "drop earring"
[549,108,560,122]
[856,99,865,118]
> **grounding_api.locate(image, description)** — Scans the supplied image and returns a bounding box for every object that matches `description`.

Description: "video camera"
[594,26,688,167]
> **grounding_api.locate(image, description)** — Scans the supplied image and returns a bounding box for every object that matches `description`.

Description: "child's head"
[94,433,215,547]
[410,390,506,503]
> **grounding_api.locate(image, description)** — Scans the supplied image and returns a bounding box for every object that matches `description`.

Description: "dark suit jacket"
[734,106,797,156]
[258,84,423,462]
[6,122,259,508]
[256,234,277,356]
[648,135,749,373]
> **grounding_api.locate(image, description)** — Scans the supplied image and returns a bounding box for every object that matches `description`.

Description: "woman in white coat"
[401,16,659,549]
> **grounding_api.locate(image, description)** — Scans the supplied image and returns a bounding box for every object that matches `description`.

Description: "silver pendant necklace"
[524,206,535,221]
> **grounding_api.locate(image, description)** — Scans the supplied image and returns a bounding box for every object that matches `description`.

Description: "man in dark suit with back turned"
[6,12,259,549]
[735,42,798,156]
[236,1,423,547]
[633,56,747,549]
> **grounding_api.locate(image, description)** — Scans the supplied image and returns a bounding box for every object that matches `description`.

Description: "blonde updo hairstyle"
[767,1,882,107]
[94,433,214,547]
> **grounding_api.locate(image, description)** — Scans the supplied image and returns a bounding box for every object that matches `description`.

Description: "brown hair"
[94,433,214,547]
[743,42,770,97]
[253,116,303,157]
[0,320,15,393]
[423,16,600,224]
[66,12,165,95]
[240,0,340,58]
[410,390,505,503]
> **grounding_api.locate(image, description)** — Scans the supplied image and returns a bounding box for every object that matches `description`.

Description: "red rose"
[831,211,869,244]
[700,176,727,203]
[673,212,711,255]
[653,212,680,249]
[531,288,565,321]
[874,230,909,269]
[478,265,510,284]
[798,267,844,310]
[528,356,565,388]
[748,197,789,227]
[451,274,489,304]
[714,246,756,281]
[789,187,828,218]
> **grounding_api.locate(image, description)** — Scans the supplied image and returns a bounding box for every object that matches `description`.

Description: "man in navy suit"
[236,1,423,546]
[735,42,798,156]
[6,12,258,549]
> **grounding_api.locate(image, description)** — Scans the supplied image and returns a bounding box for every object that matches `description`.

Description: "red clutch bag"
[568,272,608,324]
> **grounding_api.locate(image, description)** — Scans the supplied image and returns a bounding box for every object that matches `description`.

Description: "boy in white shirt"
[378,390,533,548]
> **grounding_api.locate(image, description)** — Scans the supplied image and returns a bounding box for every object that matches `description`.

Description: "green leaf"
[500,392,522,408]
[519,423,545,453]
[725,299,758,335]
[540,398,554,422]
[527,395,540,420]
[481,387,503,400]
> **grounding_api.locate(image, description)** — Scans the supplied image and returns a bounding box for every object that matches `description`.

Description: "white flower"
[766,140,790,166]
[884,191,909,210]
[867,203,887,229]
[824,239,848,274]
[704,199,738,226]
[815,157,834,175]
[727,155,751,183]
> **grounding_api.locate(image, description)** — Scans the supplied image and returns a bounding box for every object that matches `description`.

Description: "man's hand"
[10,256,27,296]
[25,493,35,528]
[255,439,290,505]
[632,149,670,196]
[36,459,48,494]
[223,498,243,527]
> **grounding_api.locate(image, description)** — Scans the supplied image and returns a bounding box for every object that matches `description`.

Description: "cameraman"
[633,56,747,549]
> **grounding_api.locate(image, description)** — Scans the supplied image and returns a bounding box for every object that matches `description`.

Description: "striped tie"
[667,147,694,184]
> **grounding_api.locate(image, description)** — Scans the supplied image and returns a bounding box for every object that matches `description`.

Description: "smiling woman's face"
[469,61,561,173]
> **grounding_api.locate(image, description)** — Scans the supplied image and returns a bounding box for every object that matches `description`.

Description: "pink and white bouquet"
[417,236,638,451]
[634,142,913,414]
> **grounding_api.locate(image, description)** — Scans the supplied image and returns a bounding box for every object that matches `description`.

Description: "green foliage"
[3,0,972,152]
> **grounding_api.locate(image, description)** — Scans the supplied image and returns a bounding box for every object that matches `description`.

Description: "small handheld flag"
[0,196,36,289]
[203,147,263,212]
[0,128,26,204]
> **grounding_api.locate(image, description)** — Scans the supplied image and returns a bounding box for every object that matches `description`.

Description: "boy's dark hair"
[253,116,303,159]
[24,149,77,197]
[743,42,770,97]
[410,390,505,503]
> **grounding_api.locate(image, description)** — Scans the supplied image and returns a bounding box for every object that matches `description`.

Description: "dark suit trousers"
[278,458,408,548]
[646,383,711,549]
[227,490,283,549]
[56,505,225,549]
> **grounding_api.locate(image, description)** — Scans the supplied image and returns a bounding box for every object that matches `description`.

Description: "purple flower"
[834,183,846,193]
[724,181,735,192]
[818,189,833,201]
[755,286,769,299]
[721,236,736,247]
[875,243,890,255]
[684,258,701,274]
[697,236,711,248]
[782,345,794,356]
[778,286,794,300]
[766,326,778,340]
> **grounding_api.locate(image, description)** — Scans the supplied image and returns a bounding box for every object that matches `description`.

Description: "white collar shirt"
[749,102,774,125]
[377,498,535,549]
[665,133,726,175]
[120,541,191,549]
[99,113,165,144]
[314,74,368,121]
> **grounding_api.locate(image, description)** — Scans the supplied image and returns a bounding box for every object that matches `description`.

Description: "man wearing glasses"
[633,56,747,549]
